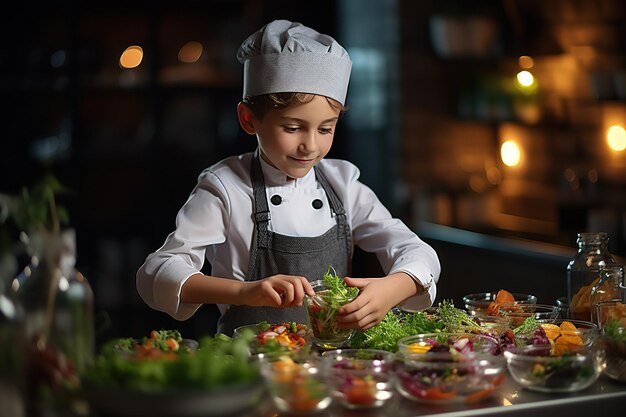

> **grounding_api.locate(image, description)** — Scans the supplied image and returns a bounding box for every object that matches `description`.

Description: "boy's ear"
[237,102,256,135]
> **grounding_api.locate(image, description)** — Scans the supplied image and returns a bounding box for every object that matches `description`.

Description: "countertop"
[245,373,626,417]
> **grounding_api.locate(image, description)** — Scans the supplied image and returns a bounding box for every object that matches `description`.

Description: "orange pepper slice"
[540,324,561,341]
[495,289,516,309]
[559,321,577,332]
[423,387,457,401]
[407,343,432,354]
[465,387,494,404]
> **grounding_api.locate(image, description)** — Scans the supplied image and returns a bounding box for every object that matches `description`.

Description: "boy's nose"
[299,132,318,152]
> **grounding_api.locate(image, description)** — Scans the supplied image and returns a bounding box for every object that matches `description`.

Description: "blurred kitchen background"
[1,0,626,344]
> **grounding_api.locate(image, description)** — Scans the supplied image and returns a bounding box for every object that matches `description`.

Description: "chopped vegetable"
[486,289,516,315]
[83,332,259,391]
[395,334,503,404]
[527,353,595,388]
[247,321,310,354]
[263,357,328,412]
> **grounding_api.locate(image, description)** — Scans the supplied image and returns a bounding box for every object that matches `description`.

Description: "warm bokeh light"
[563,168,579,191]
[516,70,534,88]
[119,45,143,69]
[607,124,626,151]
[518,55,534,69]
[486,166,502,185]
[501,140,521,167]
[178,41,203,63]
[563,168,576,182]
[469,174,487,193]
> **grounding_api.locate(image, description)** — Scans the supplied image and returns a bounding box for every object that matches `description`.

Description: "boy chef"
[137,20,441,335]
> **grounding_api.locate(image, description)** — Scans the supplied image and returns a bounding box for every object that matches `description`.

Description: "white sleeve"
[342,165,441,310]
[136,169,231,320]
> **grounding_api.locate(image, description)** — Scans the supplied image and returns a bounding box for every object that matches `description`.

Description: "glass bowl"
[463,292,537,318]
[83,334,263,417]
[233,322,312,358]
[503,343,604,393]
[393,335,505,404]
[473,315,514,336]
[321,349,395,409]
[501,304,560,328]
[397,332,501,356]
[532,319,598,355]
[305,280,357,349]
[597,320,626,382]
[258,355,331,414]
[594,300,626,329]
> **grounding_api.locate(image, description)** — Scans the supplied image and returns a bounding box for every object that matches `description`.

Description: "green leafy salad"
[306,266,359,342]
[320,266,359,304]
[604,319,626,341]
[350,300,485,352]
[82,333,260,391]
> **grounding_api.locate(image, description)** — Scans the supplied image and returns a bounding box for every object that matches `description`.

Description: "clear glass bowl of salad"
[233,321,312,359]
[463,291,537,318]
[598,319,626,382]
[503,342,604,393]
[532,319,598,353]
[305,278,358,349]
[394,333,505,404]
[321,349,396,409]
[500,304,561,328]
[258,355,331,414]
[397,332,501,356]
[82,333,265,417]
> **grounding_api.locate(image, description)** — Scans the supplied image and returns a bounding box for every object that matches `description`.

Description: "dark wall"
[429,239,571,308]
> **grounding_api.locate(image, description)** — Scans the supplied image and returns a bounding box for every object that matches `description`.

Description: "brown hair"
[242,92,347,120]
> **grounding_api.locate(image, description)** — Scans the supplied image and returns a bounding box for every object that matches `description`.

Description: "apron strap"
[251,150,271,247]
[313,165,348,236]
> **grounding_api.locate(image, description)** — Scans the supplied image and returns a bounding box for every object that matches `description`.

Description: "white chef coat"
[136,150,440,320]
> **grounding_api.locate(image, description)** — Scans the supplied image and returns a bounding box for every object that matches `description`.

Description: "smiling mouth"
[289,156,315,164]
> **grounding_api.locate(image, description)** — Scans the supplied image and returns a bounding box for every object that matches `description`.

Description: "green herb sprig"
[436,299,482,332]
[320,266,359,306]
[603,319,626,342]
[513,316,539,336]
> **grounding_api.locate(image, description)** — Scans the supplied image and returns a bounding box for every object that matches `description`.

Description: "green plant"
[0,173,70,235]
[0,174,70,263]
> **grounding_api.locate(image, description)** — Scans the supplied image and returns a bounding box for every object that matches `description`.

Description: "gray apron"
[217,151,352,335]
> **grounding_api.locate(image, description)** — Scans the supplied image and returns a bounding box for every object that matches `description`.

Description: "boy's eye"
[283,126,299,133]
[319,127,333,134]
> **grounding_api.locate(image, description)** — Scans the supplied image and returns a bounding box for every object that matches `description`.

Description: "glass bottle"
[566,232,616,321]
[590,264,624,324]
[13,228,94,417]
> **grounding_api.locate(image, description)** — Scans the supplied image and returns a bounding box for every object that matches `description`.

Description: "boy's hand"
[336,273,418,330]
[240,275,315,307]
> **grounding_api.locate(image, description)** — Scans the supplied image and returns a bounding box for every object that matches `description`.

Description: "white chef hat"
[237,19,352,105]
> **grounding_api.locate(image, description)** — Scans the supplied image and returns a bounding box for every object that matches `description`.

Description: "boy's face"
[252,95,340,180]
